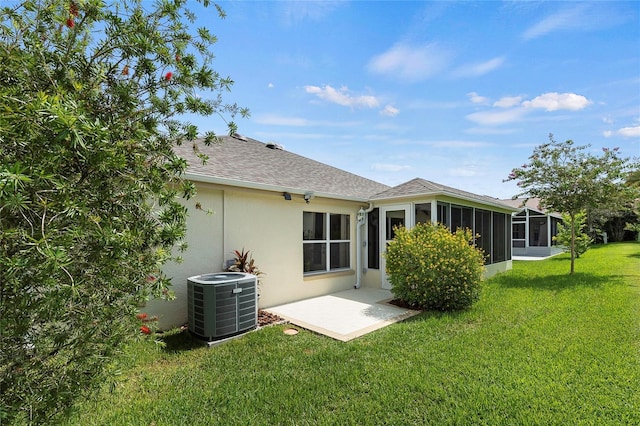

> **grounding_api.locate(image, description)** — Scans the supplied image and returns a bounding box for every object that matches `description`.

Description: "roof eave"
[371,190,520,212]
[185,172,371,203]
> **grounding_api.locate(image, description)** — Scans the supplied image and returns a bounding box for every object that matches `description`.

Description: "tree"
[553,212,592,258]
[626,169,640,187]
[0,1,247,423]
[505,134,639,274]
[587,203,638,242]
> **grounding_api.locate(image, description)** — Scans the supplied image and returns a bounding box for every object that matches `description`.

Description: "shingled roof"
[174,135,517,210]
[371,178,516,211]
[501,198,562,217]
[173,134,390,200]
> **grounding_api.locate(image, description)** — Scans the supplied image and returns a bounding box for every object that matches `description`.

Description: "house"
[148,135,518,329]
[501,198,563,257]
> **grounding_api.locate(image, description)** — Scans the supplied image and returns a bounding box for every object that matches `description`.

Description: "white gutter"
[370,190,519,213]
[184,172,371,203]
[355,203,375,289]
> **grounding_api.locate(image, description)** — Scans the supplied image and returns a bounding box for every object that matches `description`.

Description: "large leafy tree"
[505,134,639,274]
[0,0,247,423]
[627,169,640,187]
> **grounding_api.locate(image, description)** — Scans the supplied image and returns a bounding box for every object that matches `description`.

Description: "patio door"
[380,205,411,290]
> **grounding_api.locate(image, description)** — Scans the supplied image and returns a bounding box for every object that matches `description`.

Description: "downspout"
[355,203,375,289]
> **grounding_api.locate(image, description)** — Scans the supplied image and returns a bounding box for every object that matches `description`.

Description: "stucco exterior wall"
[149,183,367,329]
[146,186,224,330]
[221,189,364,309]
[149,183,517,330]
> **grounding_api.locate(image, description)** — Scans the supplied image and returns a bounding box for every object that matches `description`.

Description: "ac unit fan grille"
[187,274,257,341]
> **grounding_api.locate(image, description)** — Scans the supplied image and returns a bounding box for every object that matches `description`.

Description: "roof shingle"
[371,177,515,210]
[174,135,516,211]
[174,135,390,200]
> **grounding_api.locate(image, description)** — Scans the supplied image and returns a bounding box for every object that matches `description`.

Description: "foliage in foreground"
[0,1,246,424]
[64,243,640,425]
[385,222,485,311]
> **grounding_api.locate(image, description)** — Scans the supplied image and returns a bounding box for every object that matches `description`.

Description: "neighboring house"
[148,135,518,329]
[501,198,563,257]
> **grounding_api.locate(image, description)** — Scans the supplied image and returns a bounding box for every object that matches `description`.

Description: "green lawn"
[66,243,640,425]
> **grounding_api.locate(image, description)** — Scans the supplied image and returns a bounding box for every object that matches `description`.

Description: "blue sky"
[188,1,639,199]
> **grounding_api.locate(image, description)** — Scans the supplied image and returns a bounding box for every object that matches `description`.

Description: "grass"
[65,242,640,425]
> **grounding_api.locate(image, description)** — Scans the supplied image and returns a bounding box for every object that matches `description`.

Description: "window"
[415,203,431,225]
[475,209,492,264]
[451,204,473,233]
[303,212,350,273]
[493,212,507,262]
[513,221,525,248]
[506,215,512,260]
[513,222,525,239]
[437,202,449,228]
[367,208,379,269]
[550,217,562,245]
[385,210,405,240]
[529,217,548,246]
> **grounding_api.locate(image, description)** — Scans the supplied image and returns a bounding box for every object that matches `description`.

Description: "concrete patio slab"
[265,288,421,342]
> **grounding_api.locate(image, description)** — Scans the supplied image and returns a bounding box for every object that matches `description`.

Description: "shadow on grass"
[399,307,468,324]
[492,272,611,291]
[157,329,205,352]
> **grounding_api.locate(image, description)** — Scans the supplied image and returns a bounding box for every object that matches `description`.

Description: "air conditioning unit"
[187,272,257,341]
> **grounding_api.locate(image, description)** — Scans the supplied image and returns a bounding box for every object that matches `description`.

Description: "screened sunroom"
[502,198,563,257]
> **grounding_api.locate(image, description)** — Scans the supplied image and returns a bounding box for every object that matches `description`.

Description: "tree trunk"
[570,213,576,274]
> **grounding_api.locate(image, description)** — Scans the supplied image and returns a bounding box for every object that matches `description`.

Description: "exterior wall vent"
[187,272,257,341]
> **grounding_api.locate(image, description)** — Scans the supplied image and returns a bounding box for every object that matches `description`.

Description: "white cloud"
[281,1,343,25]
[493,96,523,108]
[466,108,528,126]
[371,163,412,172]
[602,116,614,124]
[466,92,591,128]
[380,105,400,117]
[254,114,361,128]
[618,126,640,137]
[448,167,479,177]
[605,126,640,138]
[521,3,625,41]
[267,83,274,88]
[522,5,587,40]
[427,140,492,148]
[256,114,311,126]
[304,85,380,109]
[453,56,505,78]
[466,127,518,135]
[367,42,453,82]
[467,92,488,104]
[522,92,591,111]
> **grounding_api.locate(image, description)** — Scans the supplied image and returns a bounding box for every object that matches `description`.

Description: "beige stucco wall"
[222,189,364,309]
[146,186,225,330]
[149,183,367,329]
[148,187,516,329]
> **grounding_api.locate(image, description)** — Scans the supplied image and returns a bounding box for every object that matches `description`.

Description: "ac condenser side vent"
[187,273,257,341]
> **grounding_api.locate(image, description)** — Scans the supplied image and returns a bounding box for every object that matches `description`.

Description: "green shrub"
[553,211,593,258]
[385,222,485,311]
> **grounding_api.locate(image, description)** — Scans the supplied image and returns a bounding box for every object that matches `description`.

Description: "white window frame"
[303,212,351,275]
